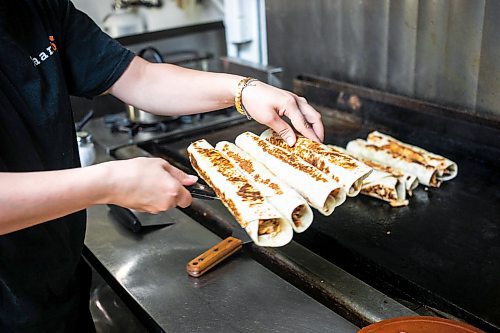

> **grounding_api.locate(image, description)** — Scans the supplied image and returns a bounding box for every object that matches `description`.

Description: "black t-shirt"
[0,1,134,331]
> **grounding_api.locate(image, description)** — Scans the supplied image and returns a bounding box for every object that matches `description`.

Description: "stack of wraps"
[188,139,293,247]
[215,141,313,232]
[235,132,346,216]
[346,131,458,187]
[260,129,372,197]
[329,145,415,207]
[187,129,456,245]
[188,130,355,246]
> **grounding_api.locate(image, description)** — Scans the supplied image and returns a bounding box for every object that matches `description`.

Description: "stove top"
[85,109,248,154]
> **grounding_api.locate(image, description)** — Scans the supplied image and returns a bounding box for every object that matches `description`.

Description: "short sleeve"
[0,155,6,172]
[58,1,135,98]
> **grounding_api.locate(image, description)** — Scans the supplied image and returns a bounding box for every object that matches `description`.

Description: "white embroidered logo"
[30,35,58,67]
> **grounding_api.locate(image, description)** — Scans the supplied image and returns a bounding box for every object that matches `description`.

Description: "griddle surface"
[151,114,500,331]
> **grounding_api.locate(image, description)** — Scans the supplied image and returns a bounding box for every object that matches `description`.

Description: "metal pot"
[126,105,178,124]
[126,47,178,124]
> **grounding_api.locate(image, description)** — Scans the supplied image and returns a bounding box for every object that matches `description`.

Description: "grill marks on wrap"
[368,133,452,176]
[190,146,265,206]
[251,135,329,183]
[362,143,440,186]
[297,139,358,170]
[189,141,288,241]
[236,182,264,202]
[218,141,312,230]
[189,153,240,225]
[220,147,284,196]
[222,148,255,174]
[365,142,435,170]
[366,133,444,170]
[189,148,261,229]
[362,159,404,177]
[264,132,357,182]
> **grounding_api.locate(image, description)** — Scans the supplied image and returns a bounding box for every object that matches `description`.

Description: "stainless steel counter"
[84,205,359,332]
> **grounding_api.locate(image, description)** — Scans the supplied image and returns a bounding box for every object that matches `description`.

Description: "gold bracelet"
[235,77,258,120]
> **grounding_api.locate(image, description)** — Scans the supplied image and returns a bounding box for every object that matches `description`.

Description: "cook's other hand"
[103,157,198,213]
[241,81,324,146]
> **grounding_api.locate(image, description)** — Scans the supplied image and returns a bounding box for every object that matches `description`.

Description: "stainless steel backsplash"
[266,0,499,119]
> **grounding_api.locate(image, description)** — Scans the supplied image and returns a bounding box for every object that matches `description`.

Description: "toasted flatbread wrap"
[347,138,442,187]
[360,158,418,196]
[327,145,408,206]
[261,129,372,197]
[361,169,408,207]
[188,139,292,247]
[329,145,418,195]
[366,131,457,183]
[235,132,346,216]
[216,141,313,233]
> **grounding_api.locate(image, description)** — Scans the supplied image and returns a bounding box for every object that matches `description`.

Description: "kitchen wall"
[72,0,223,34]
[224,0,268,65]
[71,0,266,64]
[266,0,500,119]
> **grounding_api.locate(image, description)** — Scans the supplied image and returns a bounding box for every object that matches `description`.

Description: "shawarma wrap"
[261,129,372,197]
[360,159,418,196]
[347,138,442,187]
[216,141,313,233]
[188,139,292,247]
[360,169,408,207]
[235,132,346,216]
[329,145,418,195]
[366,131,457,182]
[327,145,408,206]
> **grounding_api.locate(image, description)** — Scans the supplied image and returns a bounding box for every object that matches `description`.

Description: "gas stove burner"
[87,109,247,153]
[104,114,172,137]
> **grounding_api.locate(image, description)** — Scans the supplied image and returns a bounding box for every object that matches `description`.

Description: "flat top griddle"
[143,79,500,332]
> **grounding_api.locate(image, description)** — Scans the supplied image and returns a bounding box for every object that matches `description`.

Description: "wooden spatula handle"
[186,236,243,277]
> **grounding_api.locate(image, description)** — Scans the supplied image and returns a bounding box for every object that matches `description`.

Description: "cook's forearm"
[110,57,243,116]
[0,165,110,235]
[109,56,325,144]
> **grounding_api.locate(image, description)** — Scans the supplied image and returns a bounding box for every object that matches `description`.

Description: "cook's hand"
[103,157,198,213]
[241,81,324,146]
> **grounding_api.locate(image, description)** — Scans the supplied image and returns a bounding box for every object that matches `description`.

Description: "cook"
[0,0,324,332]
